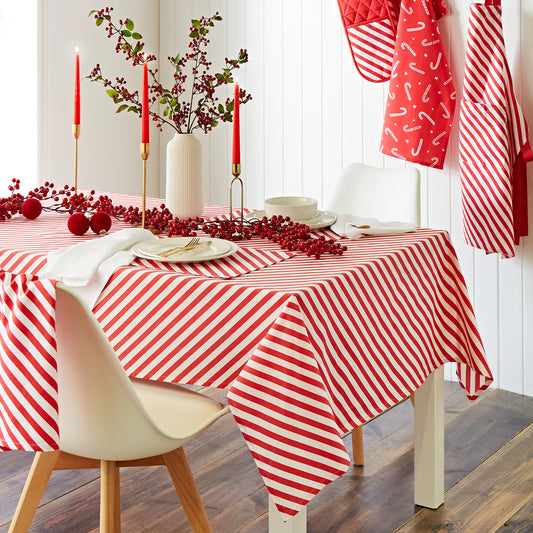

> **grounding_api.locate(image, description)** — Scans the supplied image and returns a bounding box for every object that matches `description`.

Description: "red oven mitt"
[380,0,455,168]
[338,0,448,83]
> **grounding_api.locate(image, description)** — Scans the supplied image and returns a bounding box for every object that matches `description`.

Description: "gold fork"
[347,223,371,229]
[158,237,200,257]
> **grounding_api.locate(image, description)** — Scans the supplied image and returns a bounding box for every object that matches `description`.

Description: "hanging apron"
[459,0,532,258]
[379,0,455,168]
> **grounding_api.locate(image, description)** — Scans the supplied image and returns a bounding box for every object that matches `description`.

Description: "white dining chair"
[327,162,420,466]
[9,282,228,533]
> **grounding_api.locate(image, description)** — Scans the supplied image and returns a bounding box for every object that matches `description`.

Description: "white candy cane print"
[440,102,450,119]
[411,139,423,156]
[389,91,396,100]
[430,52,442,70]
[404,82,413,101]
[401,3,413,14]
[391,60,400,78]
[421,0,430,16]
[418,111,436,125]
[403,124,422,132]
[432,131,446,145]
[422,38,440,46]
[407,22,426,32]
[409,62,425,75]
[390,107,408,117]
[401,42,417,56]
[391,147,407,159]
[430,157,440,167]
[384,127,399,141]
[422,84,432,102]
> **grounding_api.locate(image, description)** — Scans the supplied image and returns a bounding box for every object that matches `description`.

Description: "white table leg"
[268,495,307,533]
[414,365,444,508]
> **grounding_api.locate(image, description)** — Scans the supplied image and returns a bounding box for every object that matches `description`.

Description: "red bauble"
[90,211,112,235]
[21,198,42,219]
[68,212,90,235]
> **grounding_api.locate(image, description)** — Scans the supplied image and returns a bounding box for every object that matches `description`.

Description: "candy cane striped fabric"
[0,271,58,451]
[135,247,294,279]
[459,0,531,258]
[338,0,399,82]
[0,197,492,519]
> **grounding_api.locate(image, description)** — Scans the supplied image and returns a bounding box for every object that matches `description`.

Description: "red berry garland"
[1,178,347,258]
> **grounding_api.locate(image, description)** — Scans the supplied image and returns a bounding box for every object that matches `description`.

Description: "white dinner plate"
[132,237,238,263]
[245,210,337,230]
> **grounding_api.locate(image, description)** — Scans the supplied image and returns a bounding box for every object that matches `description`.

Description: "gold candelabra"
[72,124,80,194]
[140,142,150,228]
[230,163,243,223]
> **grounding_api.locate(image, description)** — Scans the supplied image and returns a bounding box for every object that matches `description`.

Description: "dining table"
[0,192,493,532]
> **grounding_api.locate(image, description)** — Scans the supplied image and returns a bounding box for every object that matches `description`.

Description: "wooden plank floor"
[0,382,532,532]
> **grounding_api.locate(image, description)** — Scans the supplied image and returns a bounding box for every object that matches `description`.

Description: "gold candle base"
[72,124,80,194]
[229,163,243,222]
[140,142,150,228]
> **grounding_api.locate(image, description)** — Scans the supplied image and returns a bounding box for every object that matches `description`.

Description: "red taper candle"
[141,60,149,143]
[74,47,80,125]
[232,81,240,165]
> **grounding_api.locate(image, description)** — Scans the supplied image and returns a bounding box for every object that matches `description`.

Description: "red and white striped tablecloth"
[0,193,492,520]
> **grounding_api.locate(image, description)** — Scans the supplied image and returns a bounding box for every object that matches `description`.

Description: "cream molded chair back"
[327,162,420,466]
[9,283,228,533]
[327,162,421,225]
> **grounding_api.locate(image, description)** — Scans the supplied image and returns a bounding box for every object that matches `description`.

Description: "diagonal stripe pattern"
[0,271,57,451]
[459,0,531,258]
[0,197,492,519]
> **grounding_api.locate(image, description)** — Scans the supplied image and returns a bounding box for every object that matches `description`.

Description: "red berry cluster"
[1,180,346,258]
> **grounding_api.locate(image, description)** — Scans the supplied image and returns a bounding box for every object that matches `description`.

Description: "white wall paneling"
[0,0,37,193]
[35,1,533,395]
[39,0,160,197]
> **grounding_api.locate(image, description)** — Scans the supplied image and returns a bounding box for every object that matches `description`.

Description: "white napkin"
[43,228,156,308]
[330,215,417,240]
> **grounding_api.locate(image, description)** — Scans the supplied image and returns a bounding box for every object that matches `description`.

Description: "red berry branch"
[0,180,346,258]
[87,8,252,134]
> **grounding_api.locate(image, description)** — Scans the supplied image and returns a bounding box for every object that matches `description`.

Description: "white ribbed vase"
[165,133,203,218]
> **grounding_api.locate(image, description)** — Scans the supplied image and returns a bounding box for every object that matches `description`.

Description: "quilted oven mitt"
[338,0,447,83]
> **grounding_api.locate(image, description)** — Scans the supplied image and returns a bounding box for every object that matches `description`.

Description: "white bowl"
[264,196,318,221]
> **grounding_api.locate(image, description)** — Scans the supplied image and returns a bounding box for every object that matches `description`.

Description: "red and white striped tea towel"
[0,270,59,451]
[135,247,295,279]
[459,0,532,258]
[381,0,455,168]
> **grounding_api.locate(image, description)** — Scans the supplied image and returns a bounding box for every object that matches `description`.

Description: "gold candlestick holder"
[140,142,150,228]
[72,124,80,194]
[230,163,243,225]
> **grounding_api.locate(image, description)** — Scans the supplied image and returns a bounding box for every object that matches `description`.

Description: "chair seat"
[131,378,229,440]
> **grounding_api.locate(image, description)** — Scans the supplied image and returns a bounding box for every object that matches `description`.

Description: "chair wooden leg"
[114,466,121,533]
[100,460,119,533]
[352,425,365,466]
[9,450,60,533]
[163,448,212,533]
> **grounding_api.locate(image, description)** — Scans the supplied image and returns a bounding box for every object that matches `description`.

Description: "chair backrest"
[326,162,421,225]
[55,283,180,460]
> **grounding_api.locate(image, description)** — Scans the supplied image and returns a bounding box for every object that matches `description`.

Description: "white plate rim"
[132,237,238,263]
[245,210,337,230]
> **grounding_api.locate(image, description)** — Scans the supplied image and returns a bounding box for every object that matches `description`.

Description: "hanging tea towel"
[380,0,455,168]
[459,0,532,258]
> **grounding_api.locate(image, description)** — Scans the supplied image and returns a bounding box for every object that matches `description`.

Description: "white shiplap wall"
[38,1,533,396]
